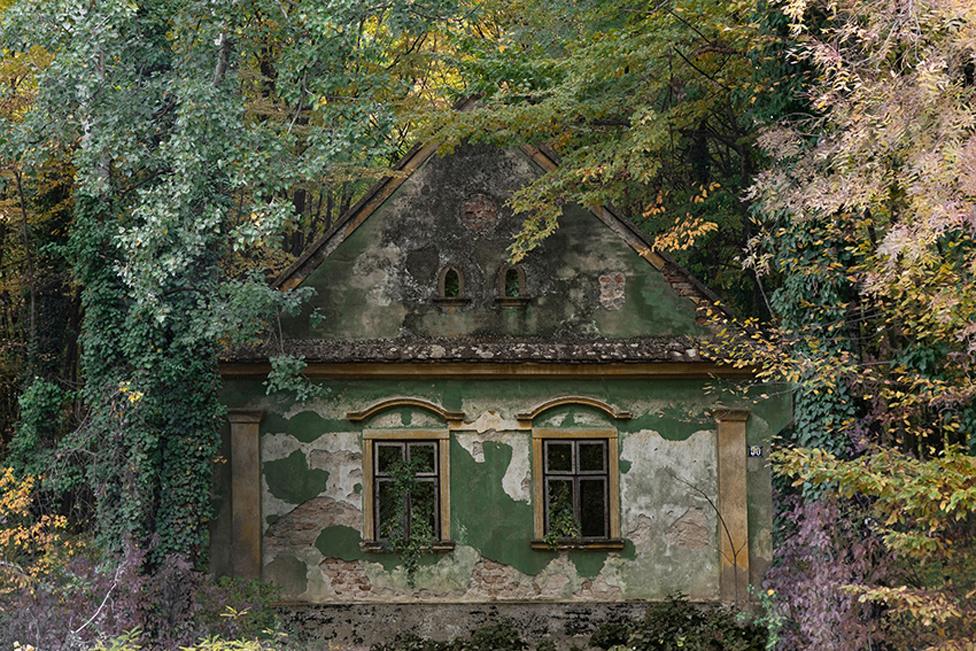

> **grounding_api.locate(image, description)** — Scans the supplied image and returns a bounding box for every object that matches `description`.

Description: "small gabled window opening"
[496,264,529,305]
[435,265,468,303]
[443,268,461,298]
[504,267,522,298]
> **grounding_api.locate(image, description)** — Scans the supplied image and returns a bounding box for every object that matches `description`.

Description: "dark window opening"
[542,439,609,540]
[438,266,464,299]
[497,264,527,301]
[504,267,522,297]
[374,441,440,541]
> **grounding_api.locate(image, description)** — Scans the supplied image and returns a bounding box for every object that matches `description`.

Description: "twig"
[73,562,124,635]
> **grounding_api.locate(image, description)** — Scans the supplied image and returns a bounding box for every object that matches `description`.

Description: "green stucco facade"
[218,378,789,602]
[215,144,792,606]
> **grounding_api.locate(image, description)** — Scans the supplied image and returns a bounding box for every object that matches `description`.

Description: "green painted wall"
[215,143,792,604]
[219,376,790,603]
[283,144,702,340]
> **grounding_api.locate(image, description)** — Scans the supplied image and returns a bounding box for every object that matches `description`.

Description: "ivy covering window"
[543,439,609,539]
[374,440,440,541]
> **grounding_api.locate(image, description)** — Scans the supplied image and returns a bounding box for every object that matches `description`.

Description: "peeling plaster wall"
[218,377,791,605]
[283,144,702,340]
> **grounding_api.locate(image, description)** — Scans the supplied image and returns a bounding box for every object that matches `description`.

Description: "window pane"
[410,479,438,539]
[545,442,573,473]
[545,478,576,536]
[408,442,437,474]
[376,479,403,540]
[376,443,404,474]
[579,478,608,538]
[578,441,607,472]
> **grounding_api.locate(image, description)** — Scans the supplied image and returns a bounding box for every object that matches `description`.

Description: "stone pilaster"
[715,409,750,604]
[228,410,263,579]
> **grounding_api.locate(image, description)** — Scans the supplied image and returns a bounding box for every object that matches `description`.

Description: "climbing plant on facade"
[0,0,464,562]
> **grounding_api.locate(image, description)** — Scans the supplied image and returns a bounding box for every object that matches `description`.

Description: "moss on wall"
[451,439,548,576]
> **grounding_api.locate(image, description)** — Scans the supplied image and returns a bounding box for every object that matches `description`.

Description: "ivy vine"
[381,458,436,586]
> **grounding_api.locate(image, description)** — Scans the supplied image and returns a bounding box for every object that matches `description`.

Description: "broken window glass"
[542,439,610,540]
[373,440,440,541]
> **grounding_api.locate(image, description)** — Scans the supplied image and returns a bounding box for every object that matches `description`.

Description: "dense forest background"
[1,0,974,648]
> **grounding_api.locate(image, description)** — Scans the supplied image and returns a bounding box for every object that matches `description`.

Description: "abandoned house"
[212,142,791,643]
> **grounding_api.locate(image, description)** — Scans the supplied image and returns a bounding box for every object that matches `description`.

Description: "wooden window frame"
[531,429,622,550]
[361,430,453,551]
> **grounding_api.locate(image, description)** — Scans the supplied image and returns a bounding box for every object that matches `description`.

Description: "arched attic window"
[496,264,530,306]
[435,265,469,304]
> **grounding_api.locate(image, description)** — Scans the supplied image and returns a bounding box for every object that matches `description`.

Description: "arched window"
[437,265,464,300]
[496,264,528,304]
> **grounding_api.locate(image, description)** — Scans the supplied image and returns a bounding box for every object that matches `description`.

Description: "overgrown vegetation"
[369,600,765,651]
[1,0,974,647]
[381,457,437,586]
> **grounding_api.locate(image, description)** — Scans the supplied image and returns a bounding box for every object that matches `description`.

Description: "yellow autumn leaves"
[0,467,74,593]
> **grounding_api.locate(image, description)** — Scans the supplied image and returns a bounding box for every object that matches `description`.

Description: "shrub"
[371,620,528,651]
[0,541,282,650]
[625,595,765,651]
[0,466,73,592]
[589,617,634,649]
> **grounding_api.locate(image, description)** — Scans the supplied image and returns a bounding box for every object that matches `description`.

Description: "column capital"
[228,409,264,425]
[714,408,750,423]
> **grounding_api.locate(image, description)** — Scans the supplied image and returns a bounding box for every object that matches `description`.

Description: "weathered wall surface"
[218,377,790,604]
[284,144,703,340]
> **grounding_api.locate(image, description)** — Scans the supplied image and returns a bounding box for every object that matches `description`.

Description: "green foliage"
[774,445,976,642]
[422,0,801,312]
[90,630,284,651]
[588,618,632,650]
[542,481,580,547]
[748,587,785,651]
[0,0,465,564]
[197,577,282,642]
[381,457,436,586]
[6,377,69,477]
[627,596,765,651]
[265,355,322,403]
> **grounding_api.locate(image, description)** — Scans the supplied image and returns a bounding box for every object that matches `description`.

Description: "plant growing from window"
[442,268,461,298]
[542,439,610,546]
[380,457,436,586]
[504,267,522,298]
[543,480,581,548]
